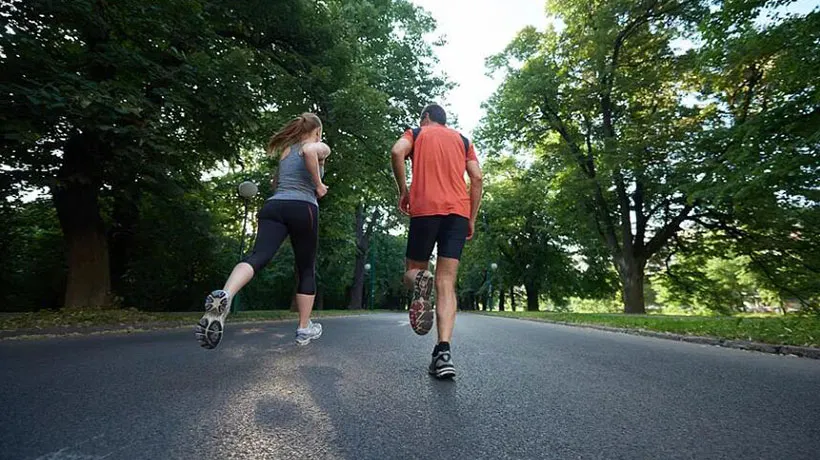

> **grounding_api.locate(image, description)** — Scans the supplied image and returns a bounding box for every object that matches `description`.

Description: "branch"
[585,195,621,258]
[647,198,671,222]
[645,203,694,257]
[583,114,596,175]
[747,251,814,310]
[540,101,591,177]
[601,1,662,139]
[539,101,621,255]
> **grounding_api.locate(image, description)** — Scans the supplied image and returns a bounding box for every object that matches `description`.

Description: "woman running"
[196,113,330,349]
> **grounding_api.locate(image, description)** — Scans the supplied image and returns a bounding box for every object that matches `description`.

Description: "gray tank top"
[270,144,321,206]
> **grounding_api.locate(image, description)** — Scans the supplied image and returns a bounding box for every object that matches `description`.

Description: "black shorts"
[406,214,469,262]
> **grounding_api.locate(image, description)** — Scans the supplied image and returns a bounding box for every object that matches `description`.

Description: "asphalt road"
[1,313,819,460]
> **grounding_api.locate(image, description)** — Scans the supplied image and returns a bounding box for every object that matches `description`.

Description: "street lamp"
[488,262,498,311]
[235,181,258,313]
[238,180,258,199]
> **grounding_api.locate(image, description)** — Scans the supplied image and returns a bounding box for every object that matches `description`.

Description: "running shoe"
[409,270,434,335]
[195,290,232,349]
[428,344,456,379]
[295,320,323,346]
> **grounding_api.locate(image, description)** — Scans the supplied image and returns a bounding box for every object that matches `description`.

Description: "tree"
[685,5,820,311]
[479,0,819,313]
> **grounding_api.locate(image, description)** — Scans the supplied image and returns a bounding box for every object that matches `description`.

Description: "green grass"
[484,311,820,348]
[0,308,383,332]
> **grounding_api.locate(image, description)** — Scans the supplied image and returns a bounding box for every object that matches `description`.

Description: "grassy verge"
[483,311,820,348]
[0,308,383,332]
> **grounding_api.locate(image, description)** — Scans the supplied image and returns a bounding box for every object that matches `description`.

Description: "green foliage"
[686,7,820,310]
[654,253,761,314]
[369,232,409,309]
[651,232,802,314]
[0,199,65,311]
[0,0,449,311]
[119,184,236,311]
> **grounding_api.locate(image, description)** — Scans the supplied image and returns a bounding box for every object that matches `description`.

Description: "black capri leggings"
[242,199,318,295]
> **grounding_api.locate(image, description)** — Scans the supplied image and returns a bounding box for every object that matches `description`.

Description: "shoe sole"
[429,365,456,379]
[409,271,434,335]
[195,291,231,349]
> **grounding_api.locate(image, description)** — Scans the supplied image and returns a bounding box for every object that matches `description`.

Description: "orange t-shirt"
[402,124,479,218]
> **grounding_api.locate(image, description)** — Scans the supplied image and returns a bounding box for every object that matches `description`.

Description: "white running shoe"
[295,321,323,346]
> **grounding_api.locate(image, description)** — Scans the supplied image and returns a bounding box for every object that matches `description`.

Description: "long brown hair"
[266,112,322,157]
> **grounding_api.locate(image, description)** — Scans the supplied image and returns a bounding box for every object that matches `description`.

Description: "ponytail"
[266,113,322,157]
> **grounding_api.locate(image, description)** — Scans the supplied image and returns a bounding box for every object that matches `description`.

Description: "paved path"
[1,313,819,459]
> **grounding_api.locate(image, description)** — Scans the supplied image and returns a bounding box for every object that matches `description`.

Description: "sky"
[410,0,552,136]
[410,0,819,137]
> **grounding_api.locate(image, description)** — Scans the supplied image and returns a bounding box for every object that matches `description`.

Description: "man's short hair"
[421,104,447,125]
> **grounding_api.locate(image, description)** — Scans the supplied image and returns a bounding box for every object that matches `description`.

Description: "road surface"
[1,313,819,459]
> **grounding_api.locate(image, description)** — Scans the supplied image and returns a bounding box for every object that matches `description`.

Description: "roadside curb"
[479,314,820,360]
[0,322,196,340]
[0,313,377,341]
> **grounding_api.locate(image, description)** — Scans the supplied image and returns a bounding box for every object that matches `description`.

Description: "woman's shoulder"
[302,142,331,158]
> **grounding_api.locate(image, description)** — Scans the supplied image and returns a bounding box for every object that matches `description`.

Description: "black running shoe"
[428,345,456,379]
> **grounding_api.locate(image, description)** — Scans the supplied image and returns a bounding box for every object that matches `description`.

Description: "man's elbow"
[391,148,406,162]
[469,173,483,186]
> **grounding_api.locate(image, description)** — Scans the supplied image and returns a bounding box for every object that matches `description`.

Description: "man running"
[390,104,483,379]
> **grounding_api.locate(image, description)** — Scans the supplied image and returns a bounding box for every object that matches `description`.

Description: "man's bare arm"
[466,160,483,222]
[390,138,412,195]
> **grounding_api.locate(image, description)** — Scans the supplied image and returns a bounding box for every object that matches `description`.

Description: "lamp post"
[364,262,372,310]
[488,262,498,311]
[235,180,258,313]
[237,181,259,258]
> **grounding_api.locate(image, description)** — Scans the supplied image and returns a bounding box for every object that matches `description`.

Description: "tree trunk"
[525,283,539,311]
[53,133,110,309]
[510,286,516,312]
[348,204,380,309]
[617,256,646,314]
[349,204,367,309]
[498,288,505,312]
[349,250,366,310]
